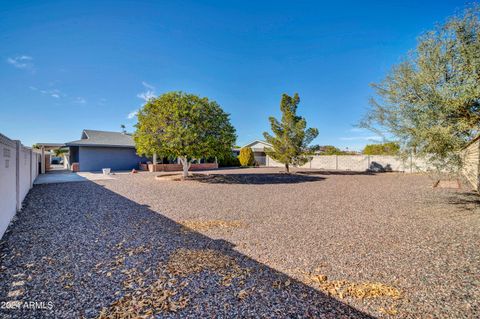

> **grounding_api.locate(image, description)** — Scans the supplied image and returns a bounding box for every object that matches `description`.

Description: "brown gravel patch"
[0,167,478,318]
[104,168,479,318]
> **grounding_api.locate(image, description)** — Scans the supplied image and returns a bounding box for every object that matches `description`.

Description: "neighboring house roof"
[65,129,135,148]
[233,140,272,152]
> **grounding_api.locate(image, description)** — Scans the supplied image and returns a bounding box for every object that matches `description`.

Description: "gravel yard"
[0,168,479,318]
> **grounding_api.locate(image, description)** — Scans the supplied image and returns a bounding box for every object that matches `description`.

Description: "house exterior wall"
[461,137,480,191]
[253,151,266,165]
[69,146,79,163]
[78,146,145,172]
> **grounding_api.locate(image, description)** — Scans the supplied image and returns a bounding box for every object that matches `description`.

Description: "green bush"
[238,147,255,166]
[363,142,400,155]
[218,153,241,167]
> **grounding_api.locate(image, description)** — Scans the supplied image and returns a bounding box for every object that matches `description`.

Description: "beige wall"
[0,133,41,238]
[461,137,480,191]
[266,154,428,173]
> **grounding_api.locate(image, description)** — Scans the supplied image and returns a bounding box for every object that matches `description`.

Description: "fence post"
[335,155,338,170]
[15,140,21,211]
[29,149,33,188]
[367,155,371,170]
[40,146,45,174]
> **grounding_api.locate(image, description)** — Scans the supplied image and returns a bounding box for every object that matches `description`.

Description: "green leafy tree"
[51,148,69,166]
[310,145,348,155]
[363,142,400,155]
[134,91,237,178]
[361,6,480,172]
[238,147,255,166]
[53,148,69,157]
[263,93,319,172]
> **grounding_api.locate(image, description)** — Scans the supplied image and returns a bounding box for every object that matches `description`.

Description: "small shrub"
[238,147,255,166]
[218,153,241,167]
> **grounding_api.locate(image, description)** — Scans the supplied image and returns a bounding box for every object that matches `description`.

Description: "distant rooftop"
[65,129,135,148]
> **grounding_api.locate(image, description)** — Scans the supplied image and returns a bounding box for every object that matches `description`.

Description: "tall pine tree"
[263,93,318,172]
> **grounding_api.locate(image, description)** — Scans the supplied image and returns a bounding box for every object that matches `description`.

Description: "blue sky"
[0,0,469,149]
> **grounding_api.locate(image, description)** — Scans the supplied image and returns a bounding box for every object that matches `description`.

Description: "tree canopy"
[361,6,480,170]
[134,91,237,177]
[310,145,350,155]
[362,142,400,155]
[263,93,318,172]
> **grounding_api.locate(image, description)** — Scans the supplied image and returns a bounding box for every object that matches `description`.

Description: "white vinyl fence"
[0,133,41,238]
[266,154,428,173]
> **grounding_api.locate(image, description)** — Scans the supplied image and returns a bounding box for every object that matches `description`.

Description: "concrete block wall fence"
[0,132,41,238]
[266,154,429,173]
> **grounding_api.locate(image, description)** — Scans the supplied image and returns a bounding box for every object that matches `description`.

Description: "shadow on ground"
[297,170,377,176]
[446,191,480,211]
[0,180,372,318]
[191,173,325,184]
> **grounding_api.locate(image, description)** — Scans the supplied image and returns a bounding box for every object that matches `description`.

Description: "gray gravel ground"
[0,167,479,318]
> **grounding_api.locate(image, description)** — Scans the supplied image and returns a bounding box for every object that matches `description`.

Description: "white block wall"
[267,154,427,173]
[0,133,40,239]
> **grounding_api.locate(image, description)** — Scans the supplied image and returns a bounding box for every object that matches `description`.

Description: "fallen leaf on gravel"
[98,270,189,318]
[8,289,23,297]
[309,274,328,283]
[167,248,248,279]
[304,271,400,300]
[314,279,400,299]
[237,289,249,299]
[12,280,25,287]
[179,220,244,232]
[272,280,291,289]
[378,306,398,315]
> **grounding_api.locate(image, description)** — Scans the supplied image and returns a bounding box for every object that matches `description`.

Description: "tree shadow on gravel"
[296,170,377,176]
[445,191,480,212]
[0,180,373,318]
[191,173,325,184]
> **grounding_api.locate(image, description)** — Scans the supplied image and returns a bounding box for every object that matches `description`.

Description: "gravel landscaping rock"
[0,167,478,318]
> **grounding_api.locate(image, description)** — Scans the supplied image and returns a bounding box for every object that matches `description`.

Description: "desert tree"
[361,6,480,172]
[263,93,318,172]
[134,91,237,178]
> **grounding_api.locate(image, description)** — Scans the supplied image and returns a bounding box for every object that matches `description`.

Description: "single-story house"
[233,140,272,166]
[66,129,146,172]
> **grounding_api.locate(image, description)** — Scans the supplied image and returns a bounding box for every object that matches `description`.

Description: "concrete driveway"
[34,170,115,184]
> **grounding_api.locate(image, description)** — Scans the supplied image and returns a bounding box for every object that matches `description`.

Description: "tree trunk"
[285,163,289,173]
[180,156,190,178]
[152,153,157,172]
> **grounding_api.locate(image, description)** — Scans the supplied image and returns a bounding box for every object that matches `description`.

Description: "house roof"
[65,129,136,148]
[233,140,272,151]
